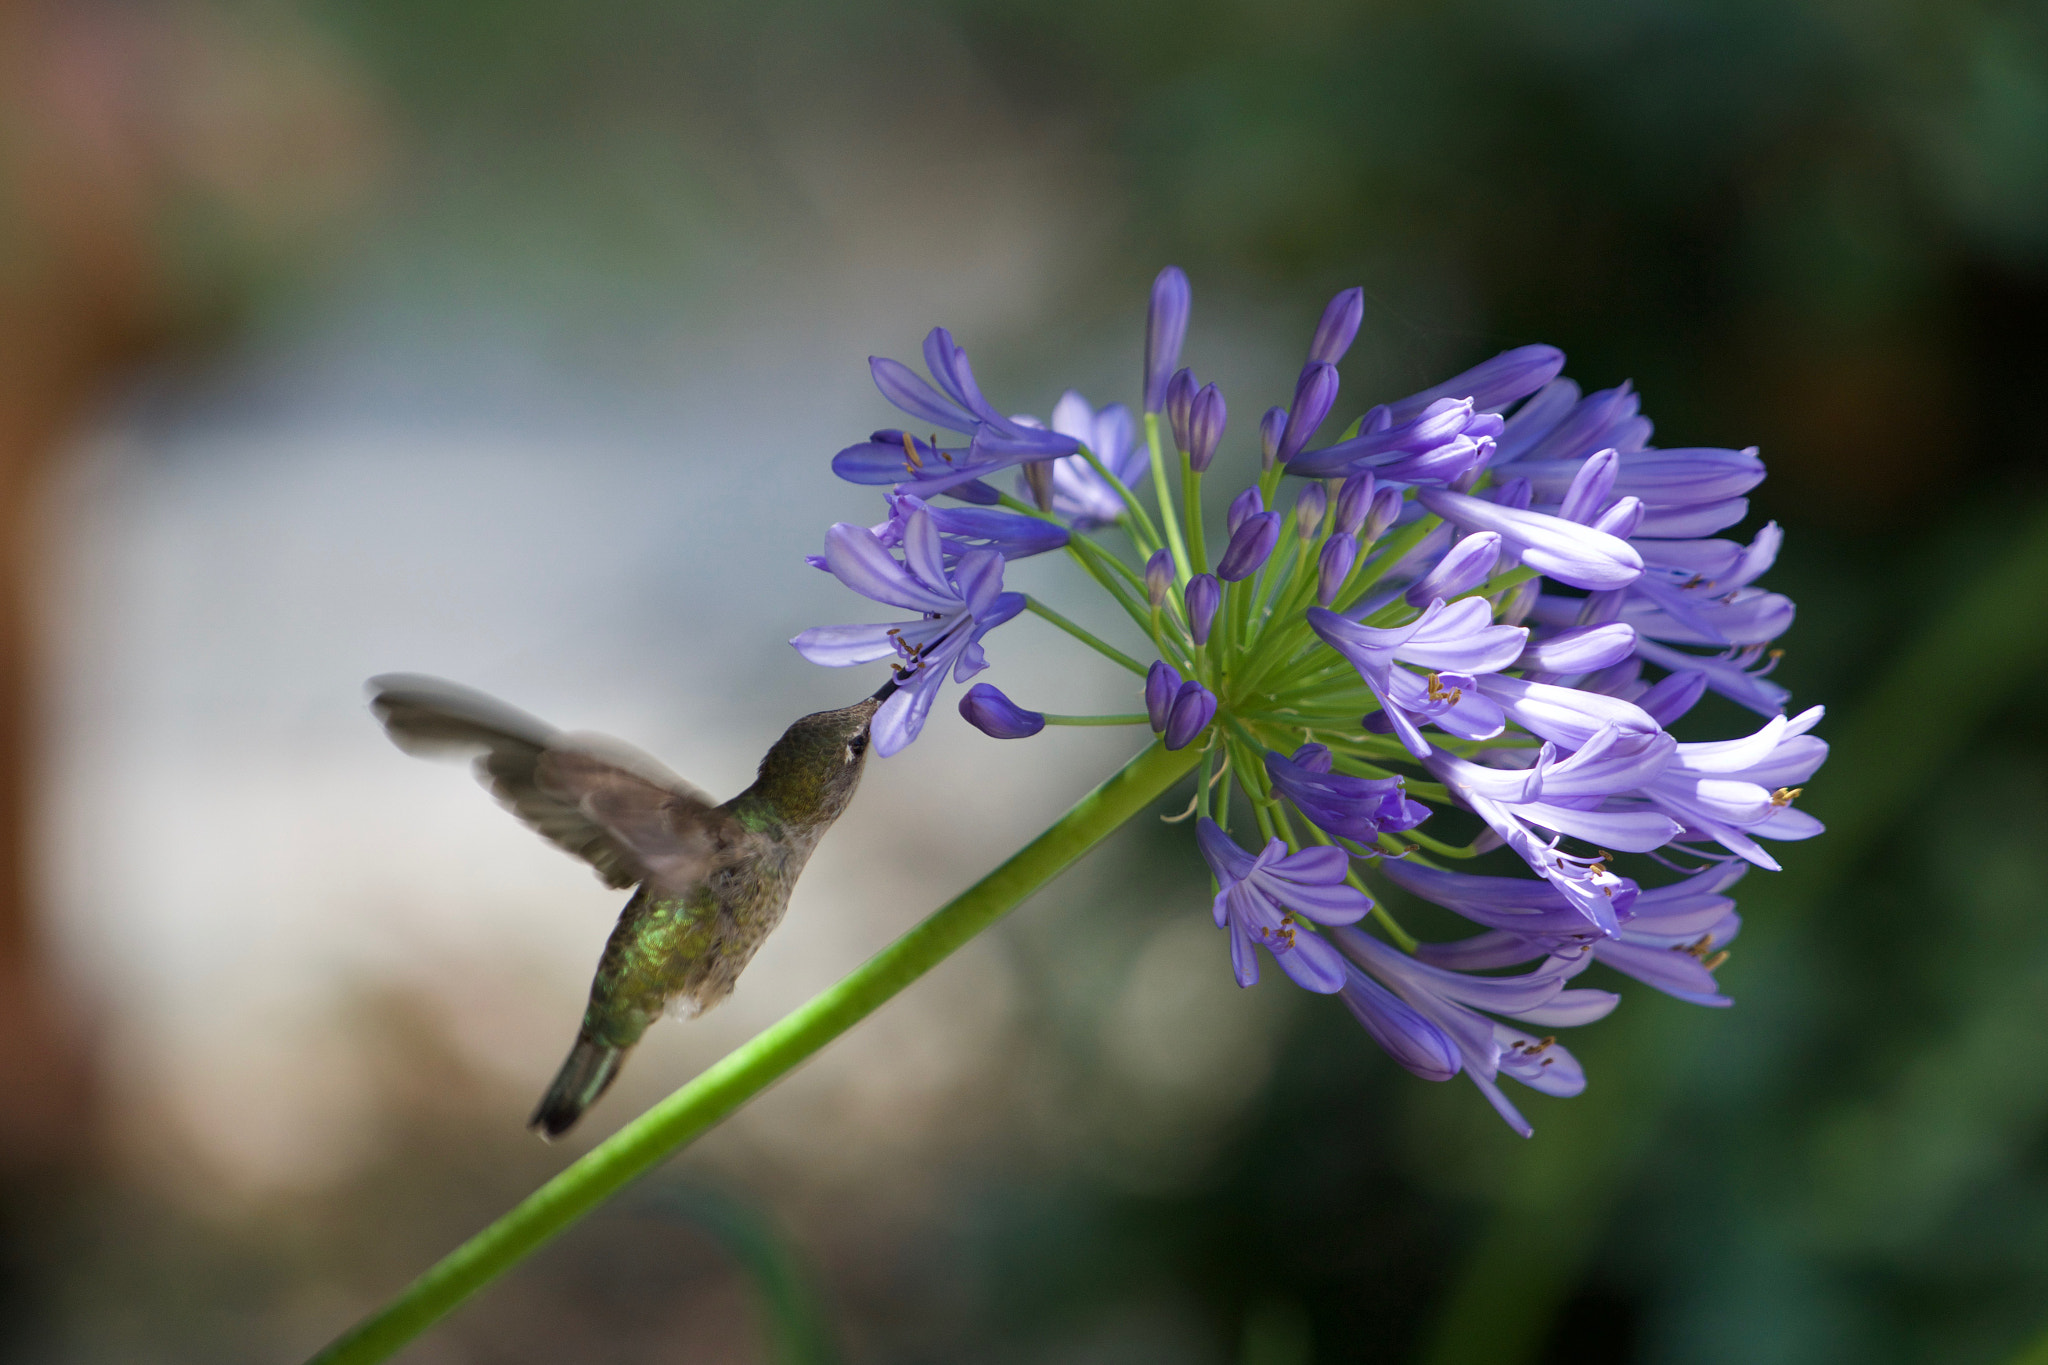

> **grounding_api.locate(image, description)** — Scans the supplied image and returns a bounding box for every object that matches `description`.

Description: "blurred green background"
[2,0,2046,1361]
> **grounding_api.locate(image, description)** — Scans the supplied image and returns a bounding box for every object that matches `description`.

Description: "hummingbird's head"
[750,683,891,829]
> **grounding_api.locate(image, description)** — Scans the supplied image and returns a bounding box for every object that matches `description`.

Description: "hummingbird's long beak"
[869,674,901,704]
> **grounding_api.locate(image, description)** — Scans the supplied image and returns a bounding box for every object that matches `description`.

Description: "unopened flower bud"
[1226,486,1264,536]
[1164,680,1218,750]
[1022,458,1055,512]
[1145,549,1174,609]
[1165,368,1198,452]
[1592,495,1644,539]
[1290,742,1335,774]
[1560,449,1619,523]
[958,683,1045,739]
[1361,486,1403,545]
[1317,532,1357,605]
[1187,384,1227,472]
[1307,287,1365,366]
[1295,484,1327,541]
[1145,659,1183,732]
[1276,362,1339,464]
[1218,511,1282,582]
[1259,406,1287,470]
[1405,531,1502,607]
[1144,267,1192,414]
[1184,574,1221,646]
[1335,473,1374,536]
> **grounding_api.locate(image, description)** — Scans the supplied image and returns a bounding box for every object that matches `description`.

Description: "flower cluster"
[794,268,1826,1136]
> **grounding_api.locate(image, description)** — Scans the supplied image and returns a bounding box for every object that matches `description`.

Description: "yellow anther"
[1771,786,1803,807]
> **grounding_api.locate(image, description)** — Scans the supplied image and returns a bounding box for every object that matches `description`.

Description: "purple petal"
[1277,363,1340,464]
[1386,345,1566,423]
[822,523,959,614]
[1339,966,1462,1080]
[1404,531,1502,607]
[1419,487,1643,590]
[1217,511,1283,582]
[1308,287,1366,366]
[1517,623,1638,674]
[789,622,906,668]
[1184,575,1221,646]
[958,683,1045,739]
[869,355,975,432]
[1145,267,1193,414]
[1275,930,1348,993]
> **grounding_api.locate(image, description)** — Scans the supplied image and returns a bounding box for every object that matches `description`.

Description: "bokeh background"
[2,0,2046,1361]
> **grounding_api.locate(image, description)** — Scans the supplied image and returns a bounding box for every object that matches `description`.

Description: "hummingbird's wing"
[369,673,738,893]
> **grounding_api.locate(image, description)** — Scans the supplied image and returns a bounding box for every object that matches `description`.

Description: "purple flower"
[1635,640,1789,716]
[1265,744,1428,840]
[1226,485,1264,535]
[1384,345,1567,424]
[1196,818,1373,992]
[1217,511,1283,582]
[1294,484,1328,541]
[1019,391,1147,529]
[1259,406,1287,470]
[1516,622,1639,675]
[1422,727,1683,933]
[1285,397,1500,484]
[1163,681,1218,750]
[1402,531,1502,607]
[1409,860,1747,1009]
[831,430,1004,504]
[1145,660,1181,732]
[844,329,1079,498]
[1361,486,1404,545]
[1145,549,1174,609]
[1308,287,1365,366]
[1275,363,1340,465]
[1380,857,1632,939]
[958,683,1045,739]
[1635,706,1827,870]
[1417,487,1643,591]
[1184,574,1221,646]
[1317,533,1358,605]
[1187,383,1227,472]
[1145,267,1192,414]
[806,493,1067,572]
[1332,926,1611,1136]
[1165,368,1198,451]
[1334,473,1374,536]
[791,507,1025,756]
[1494,380,1650,465]
[1308,598,1529,758]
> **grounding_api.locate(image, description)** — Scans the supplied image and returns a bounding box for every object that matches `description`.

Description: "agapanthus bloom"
[794,266,1828,1134]
[791,506,1023,756]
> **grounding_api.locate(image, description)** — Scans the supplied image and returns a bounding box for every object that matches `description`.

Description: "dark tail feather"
[529,1035,627,1139]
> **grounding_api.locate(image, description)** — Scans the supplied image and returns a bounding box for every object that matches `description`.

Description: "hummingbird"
[368,672,893,1138]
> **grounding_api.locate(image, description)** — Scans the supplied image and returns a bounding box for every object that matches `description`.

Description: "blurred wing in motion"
[368,673,739,893]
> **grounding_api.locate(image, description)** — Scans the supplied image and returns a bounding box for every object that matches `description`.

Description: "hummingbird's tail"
[529,1034,628,1139]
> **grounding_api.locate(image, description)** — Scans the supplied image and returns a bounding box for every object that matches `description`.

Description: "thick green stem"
[305,739,1201,1365]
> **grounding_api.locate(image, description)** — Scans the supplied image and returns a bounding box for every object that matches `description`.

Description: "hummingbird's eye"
[845,732,869,762]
